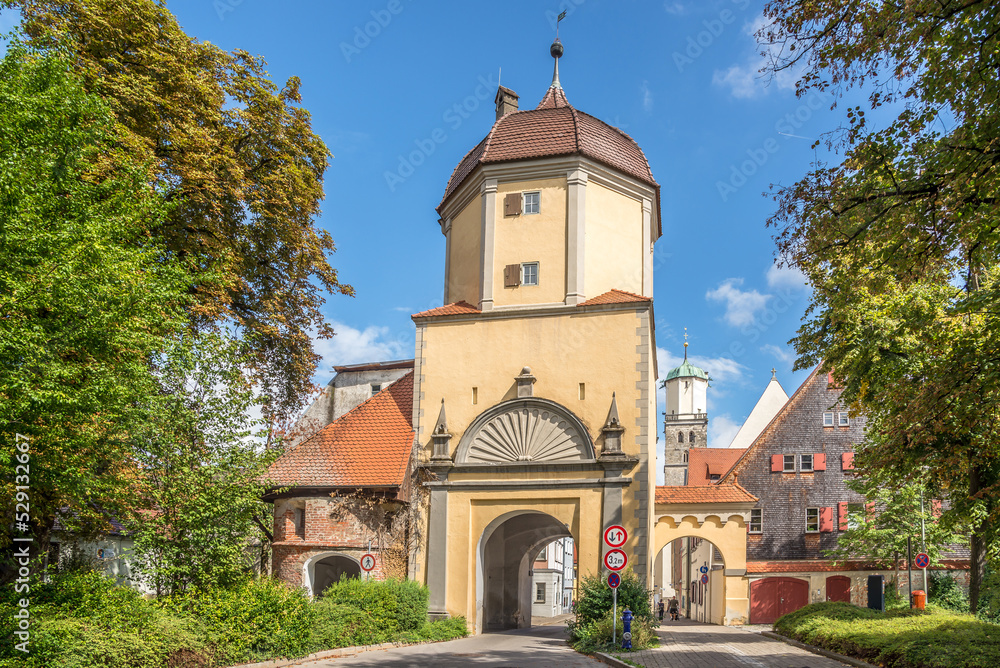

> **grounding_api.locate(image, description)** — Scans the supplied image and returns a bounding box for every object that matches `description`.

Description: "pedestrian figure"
[668,597,680,621]
[658,600,665,621]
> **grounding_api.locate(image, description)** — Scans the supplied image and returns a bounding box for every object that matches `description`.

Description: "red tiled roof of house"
[686,448,747,486]
[438,94,658,213]
[412,301,480,319]
[266,373,414,489]
[578,289,651,306]
[655,484,758,504]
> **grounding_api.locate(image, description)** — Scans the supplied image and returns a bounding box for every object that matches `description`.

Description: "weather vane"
[556,10,567,39]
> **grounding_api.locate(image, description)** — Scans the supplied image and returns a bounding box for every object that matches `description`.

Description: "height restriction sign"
[604,548,627,571]
[604,525,627,548]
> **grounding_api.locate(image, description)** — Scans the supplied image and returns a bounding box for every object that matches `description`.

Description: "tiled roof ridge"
[574,108,655,182]
[569,105,581,152]
[731,480,758,501]
[721,364,823,483]
[578,289,651,306]
[411,300,480,319]
[290,371,413,453]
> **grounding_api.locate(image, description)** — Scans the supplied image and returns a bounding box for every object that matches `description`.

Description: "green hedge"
[319,576,429,634]
[775,601,1000,668]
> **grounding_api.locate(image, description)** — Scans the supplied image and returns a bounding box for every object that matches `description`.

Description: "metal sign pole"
[907,536,913,607]
[613,587,618,647]
[920,492,928,598]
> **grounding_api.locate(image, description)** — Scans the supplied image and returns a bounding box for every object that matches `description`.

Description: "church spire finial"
[683,328,689,361]
[771,367,776,379]
[549,38,564,90]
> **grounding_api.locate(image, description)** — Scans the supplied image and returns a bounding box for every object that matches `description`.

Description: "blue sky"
[5,1,854,482]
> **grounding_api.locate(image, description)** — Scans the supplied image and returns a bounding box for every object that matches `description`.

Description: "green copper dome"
[665,358,709,381]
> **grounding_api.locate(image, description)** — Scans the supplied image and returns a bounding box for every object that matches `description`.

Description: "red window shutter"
[503,192,521,216]
[841,452,855,471]
[814,453,826,471]
[932,500,942,517]
[819,507,834,533]
[838,502,849,531]
[828,371,834,386]
[865,502,876,519]
[504,264,521,287]
[771,454,783,472]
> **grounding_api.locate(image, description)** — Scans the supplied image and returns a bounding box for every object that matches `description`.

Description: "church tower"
[411,38,662,632]
[662,338,709,485]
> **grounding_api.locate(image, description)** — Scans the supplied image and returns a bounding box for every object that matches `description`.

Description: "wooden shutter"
[819,507,834,533]
[503,263,521,287]
[503,192,521,216]
[865,502,876,519]
[838,502,849,531]
[932,500,942,517]
[841,452,855,471]
[771,454,783,472]
[813,453,826,471]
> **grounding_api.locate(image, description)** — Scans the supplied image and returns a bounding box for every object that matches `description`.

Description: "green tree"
[825,478,962,599]
[8,0,354,424]
[0,44,191,562]
[130,333,277,594]
[760,0,1000,611]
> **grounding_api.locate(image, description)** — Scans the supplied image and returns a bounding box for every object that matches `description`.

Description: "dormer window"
[523,191,540,214]
[371,383,382,394]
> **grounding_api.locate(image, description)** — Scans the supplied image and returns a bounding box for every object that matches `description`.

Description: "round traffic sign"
[360,553,376,572]
[699,565,709,574]
[607,572,621,589]
[604,525,628,548]
[604,548,628,571]
[915,553,930,569]
[700,574,709,585]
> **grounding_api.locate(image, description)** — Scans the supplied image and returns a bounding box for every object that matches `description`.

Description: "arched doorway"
[477,511,573,632]
[654,536,726,624]
[304,552,361,597]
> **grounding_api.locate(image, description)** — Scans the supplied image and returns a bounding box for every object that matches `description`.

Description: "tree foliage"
[7,0,354,422]
[760,0,1000,610]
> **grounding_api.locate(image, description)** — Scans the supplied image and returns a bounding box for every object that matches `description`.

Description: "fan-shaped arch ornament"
[455,399,595,464]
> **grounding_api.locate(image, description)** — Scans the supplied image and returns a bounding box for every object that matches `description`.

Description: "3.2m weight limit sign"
[604,548,627,571]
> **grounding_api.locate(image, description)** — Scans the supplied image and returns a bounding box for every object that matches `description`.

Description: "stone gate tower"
[662,340,709,485]
[410,39,662,632]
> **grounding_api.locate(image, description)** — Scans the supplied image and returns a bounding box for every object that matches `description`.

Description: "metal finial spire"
[550,11,566,90]
[683,328,689,360]
[771,367,777,379]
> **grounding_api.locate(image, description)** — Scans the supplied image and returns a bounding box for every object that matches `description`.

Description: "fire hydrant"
[622,607,634,650]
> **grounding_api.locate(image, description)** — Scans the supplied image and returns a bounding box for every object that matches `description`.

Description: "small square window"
[823,412,834,427]
[370,383,382,394]
[838,412,850,426]
[709,473,720,481]
[800,454,814,472]
[783,454,796,472]
[522,262,539,286]
[749,509,762,533]
[805,507,820,533]
[523,191,540,214]
[535,582,546,603]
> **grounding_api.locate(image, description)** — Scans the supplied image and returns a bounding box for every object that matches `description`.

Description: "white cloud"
[706,278,771,327]
[712,64,761,99]
[766,263,808,291]
[657,347,748,387]
[312,321,409,385]
[760,343,794,364]
[663,2,685,15]
[712,15,801,99]
[709,414,741,448]
[640,80,653,113]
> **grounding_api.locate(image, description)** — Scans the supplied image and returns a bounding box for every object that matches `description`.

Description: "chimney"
[495,86,519,121]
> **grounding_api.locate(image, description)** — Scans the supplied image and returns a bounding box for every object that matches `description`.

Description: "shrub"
[394,616,470,643]
[928,571,969,613]
[310,601,385,649]
[573,567,652,629]
[319,577,429,634]
[569,609,659,654]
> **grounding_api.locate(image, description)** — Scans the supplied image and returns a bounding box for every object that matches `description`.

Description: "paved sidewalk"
[615,618,851,668]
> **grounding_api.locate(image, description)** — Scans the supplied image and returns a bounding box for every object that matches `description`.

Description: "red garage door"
[826,576,851,603]
[750,577,809,624]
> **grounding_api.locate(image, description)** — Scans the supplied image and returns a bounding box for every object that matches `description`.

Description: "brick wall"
[727,369,867,561]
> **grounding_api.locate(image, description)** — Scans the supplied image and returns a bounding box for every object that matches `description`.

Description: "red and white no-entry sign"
[604,548,627,571]
[604,525,628,548]
[360,553,376,571]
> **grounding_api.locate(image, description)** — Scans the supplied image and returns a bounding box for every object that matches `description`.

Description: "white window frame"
[783,454,796,472]
[800,454,814,472]
[521,262,539,286]
[823,411,835,427]
[848,503,864,530]
[838,412,850,426]
[536,546,547,561]
[535,582,546,603]
[749,509,762,533]
[805,507,820,533]
[523,191,540,215]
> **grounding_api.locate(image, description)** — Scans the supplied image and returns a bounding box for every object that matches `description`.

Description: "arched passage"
[303,552,361,597]
[654,535,726,624]
[476,510,572,632]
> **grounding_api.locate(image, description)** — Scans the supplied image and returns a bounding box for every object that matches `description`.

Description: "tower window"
[523,191,540,214]
[522,262,539,286]
[682,451,688,463]
[579,383,585,400]
[678,432,684,443]
[472,387,478,404]
[689,431,696,444]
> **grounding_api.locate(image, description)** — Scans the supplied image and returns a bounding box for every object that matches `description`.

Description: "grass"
[774,601,1000,668]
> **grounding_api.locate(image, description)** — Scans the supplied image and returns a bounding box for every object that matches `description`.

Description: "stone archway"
[654,535,728,624]
[476,510,573,632]
[303,552,361,597]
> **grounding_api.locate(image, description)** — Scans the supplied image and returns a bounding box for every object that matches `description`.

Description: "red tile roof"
[655,484,758,504]
[686,448,747,486]
[266,373,414,489]
[579,289,651,306]
[439,93,658,212]
[411,301,480,319]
